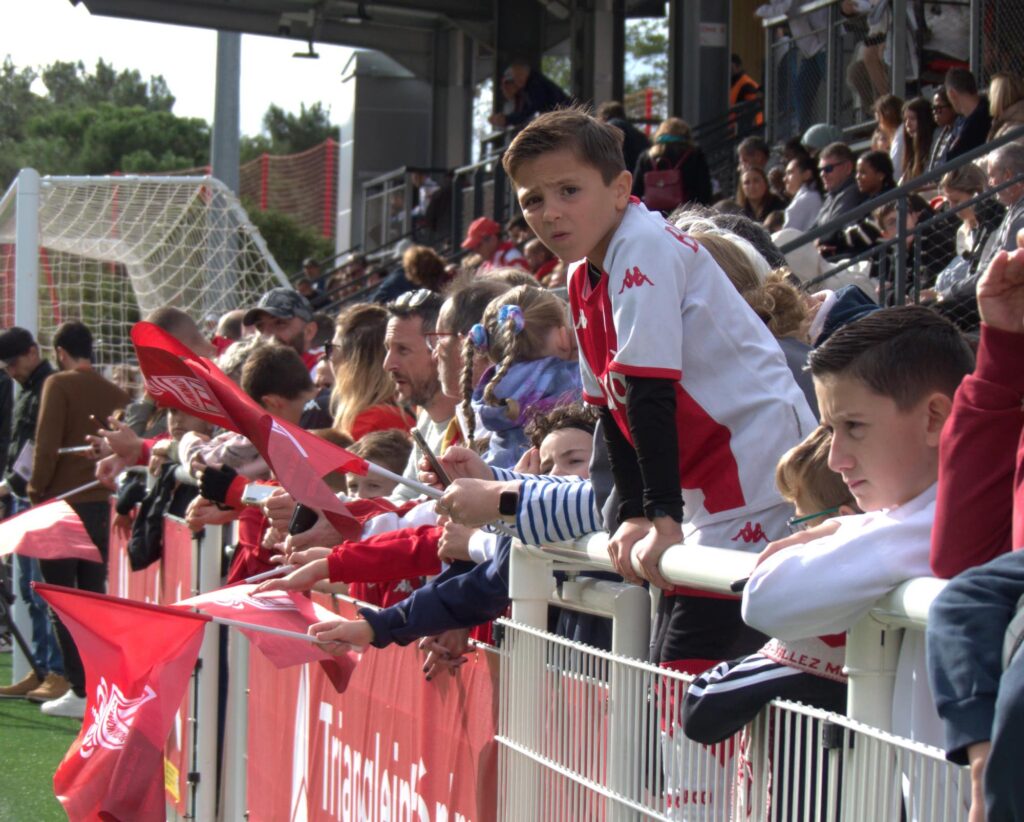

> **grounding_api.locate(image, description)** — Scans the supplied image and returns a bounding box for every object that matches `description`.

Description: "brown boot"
[0,671,42,699]
[26,672,71,703]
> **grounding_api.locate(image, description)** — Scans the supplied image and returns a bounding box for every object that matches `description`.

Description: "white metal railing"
[500,532,968,821]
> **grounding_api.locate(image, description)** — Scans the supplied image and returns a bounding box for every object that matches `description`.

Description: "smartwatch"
[498,489,519,517]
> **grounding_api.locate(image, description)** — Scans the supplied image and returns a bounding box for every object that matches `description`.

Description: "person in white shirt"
[782,154,824,232]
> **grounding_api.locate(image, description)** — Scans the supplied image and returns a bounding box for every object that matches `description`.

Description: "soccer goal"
[0,168,288,387]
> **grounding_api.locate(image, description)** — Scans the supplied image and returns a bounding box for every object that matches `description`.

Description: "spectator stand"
[781,123,1024,325]
[690,98,766,200]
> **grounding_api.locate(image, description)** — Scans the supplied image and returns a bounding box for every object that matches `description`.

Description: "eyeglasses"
[819,162,844,174]
[932,103,950,112]
[787,506,841,533]
[424,331,459,352]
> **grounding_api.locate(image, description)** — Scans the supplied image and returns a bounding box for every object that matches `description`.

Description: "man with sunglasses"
[814,141,866,257]
[928,88,959,171]
[384,289,457,501]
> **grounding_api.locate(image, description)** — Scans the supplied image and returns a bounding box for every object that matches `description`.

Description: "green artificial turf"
[0,652,80,821]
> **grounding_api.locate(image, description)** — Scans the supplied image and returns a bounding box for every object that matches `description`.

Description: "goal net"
[0,172,287,391]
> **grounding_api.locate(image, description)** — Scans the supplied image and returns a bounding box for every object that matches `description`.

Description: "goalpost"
[0,168,288,387]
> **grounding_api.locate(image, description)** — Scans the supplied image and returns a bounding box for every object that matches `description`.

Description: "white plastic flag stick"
[54,479,102,502]
[208,615,320,643]
[241,565,291,584]
[365,461,442,499]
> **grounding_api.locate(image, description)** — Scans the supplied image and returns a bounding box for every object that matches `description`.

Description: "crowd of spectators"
[4,40,1024,822]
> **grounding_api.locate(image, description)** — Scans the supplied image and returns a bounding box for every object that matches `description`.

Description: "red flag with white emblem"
[0,500,101,562]
[33,583,209,822]
[130,321,371,539]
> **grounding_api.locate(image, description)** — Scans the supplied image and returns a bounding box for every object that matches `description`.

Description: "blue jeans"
[10,497,63,676]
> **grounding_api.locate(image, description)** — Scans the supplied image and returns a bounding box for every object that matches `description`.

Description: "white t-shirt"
[567,200,817,528]
[390,409,449,502]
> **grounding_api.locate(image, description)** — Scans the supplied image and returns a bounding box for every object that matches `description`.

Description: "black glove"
[199,464,239,504]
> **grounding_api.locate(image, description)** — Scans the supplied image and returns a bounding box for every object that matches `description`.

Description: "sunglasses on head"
[389,289,437,310]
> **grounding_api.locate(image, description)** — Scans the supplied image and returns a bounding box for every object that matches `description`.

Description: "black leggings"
[38,501,109,696]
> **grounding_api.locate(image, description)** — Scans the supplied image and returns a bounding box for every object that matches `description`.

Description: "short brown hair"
[240,344,313,405]
[776,426,857,513]
[348,429,412,476]
[502,107,625,185]
[402,245,447,292]
[809,305,974,409]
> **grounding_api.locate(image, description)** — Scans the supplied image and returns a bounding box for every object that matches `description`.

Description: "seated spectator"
[330,303,416,441]
[712,198,744,215]
[402,244,448,294]
[782,154,824,232]
[763,210,785,233]
[875,194,958,292]
[873,93,905,176]
[596,100,651,174]
[295,275,329,310]
[945,66,993,161]
[742,306,974,754]
[987,71,1024,143]
[488,59,570,130]
[900,96,936,184]
[925,240,1024,821]
[631,117,713,213]
[737,135,770,171]
[737,166,786,223]
[683,425,858,745]
[838,150,895,252]
[460,217,529,273]
[937,142,1024,330]
[505,215,533,246]
[925,163,1005,304]
[871,125,891,154]
[929,87,958,170]
[815,142,865,256]
[345,430,412,500]
[524,237,558,282]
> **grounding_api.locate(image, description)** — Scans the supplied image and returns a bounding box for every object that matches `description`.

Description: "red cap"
[461,217,501,250]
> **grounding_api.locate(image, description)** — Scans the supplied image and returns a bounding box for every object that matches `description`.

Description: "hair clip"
[498,304,526,335]
[468,323,489,351]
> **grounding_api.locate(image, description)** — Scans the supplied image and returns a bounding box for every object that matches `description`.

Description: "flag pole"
[54,479,102,502]
[365,461,442,500]
[208,614,322,643]
[241,566,291,584]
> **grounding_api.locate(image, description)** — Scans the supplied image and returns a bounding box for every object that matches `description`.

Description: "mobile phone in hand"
[410,429,452,488]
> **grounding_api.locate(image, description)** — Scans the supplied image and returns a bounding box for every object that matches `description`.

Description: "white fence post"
[9,169,40,686]
[192,523,222,822]
[844,616,900,731]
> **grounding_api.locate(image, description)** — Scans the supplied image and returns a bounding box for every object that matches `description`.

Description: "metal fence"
[501,532,971,822]
[451,152,515,252]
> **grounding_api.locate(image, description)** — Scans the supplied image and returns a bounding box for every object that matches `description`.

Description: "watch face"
[499,490,519,516]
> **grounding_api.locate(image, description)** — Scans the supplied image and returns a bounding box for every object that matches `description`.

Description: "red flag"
[0,500,102,562]
[176,584,337,667]
[130,322,371,539]
[177,584,358,692]
[33,583,210,822]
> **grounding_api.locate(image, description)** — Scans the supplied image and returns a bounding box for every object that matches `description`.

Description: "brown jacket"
[29,367,130,504]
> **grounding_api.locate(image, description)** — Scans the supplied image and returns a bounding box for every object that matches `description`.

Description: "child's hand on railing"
[254,557,329,595]
[308,617,373,653]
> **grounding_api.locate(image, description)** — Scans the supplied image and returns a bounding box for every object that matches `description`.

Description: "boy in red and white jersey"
[503,108,817,671]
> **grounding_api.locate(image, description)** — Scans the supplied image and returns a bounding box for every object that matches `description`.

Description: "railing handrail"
[517,532,943,630]
[780,123,1024,256]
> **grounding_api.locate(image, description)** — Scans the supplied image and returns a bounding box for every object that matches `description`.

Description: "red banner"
[246,597,499,822]
[107,499,162,604]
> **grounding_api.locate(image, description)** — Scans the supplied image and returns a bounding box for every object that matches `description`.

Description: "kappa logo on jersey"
[80,677,157,758]
[146,375,223,418]
[618,266,654,294]
[601,369,628,410]
[731,522,768,544]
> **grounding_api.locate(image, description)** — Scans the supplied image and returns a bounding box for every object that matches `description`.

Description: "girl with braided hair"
[459,285,581,468]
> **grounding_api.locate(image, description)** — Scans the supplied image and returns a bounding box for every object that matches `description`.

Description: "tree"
[0,57,200,188]
[625,18,669,95]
